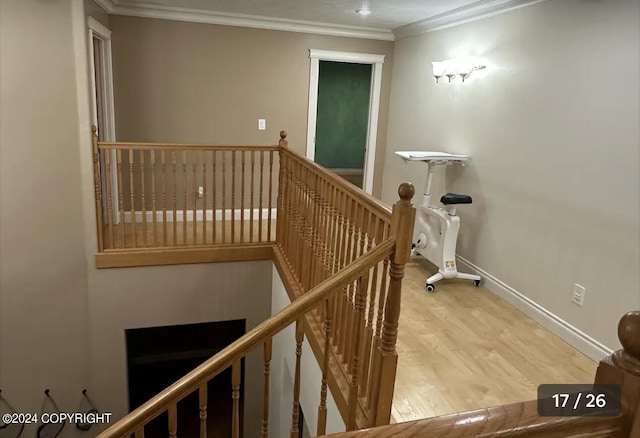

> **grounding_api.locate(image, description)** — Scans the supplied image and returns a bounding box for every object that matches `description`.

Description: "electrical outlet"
[572,283,585,306]
[198,186,204,198]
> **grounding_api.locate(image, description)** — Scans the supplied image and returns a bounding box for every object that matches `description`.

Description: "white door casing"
[306,49,385,195]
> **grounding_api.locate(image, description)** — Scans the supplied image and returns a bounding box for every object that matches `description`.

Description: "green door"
[314,61,372,184]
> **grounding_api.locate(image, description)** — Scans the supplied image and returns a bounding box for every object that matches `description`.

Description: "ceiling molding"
[92,0,395,41]
[393,0,549,40]
[93,0,116,14]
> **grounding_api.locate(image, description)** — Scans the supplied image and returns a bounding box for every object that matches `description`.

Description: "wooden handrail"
[97,142,281,151]
[95,238,395,438]
[322,399,625,437]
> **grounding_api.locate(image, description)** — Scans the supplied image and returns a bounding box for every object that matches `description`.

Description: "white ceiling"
[112,0,482,30]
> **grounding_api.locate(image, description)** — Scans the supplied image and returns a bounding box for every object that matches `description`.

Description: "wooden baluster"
[291,319,304,438]
[192,151,198,245]
[372,183,415,426]
[241,151,246,242]
[277,152,289,256]
[262,338,272,438]
[327,185,339,338]
[150,150,157,246]
[314,175,326,288]
[212,151,217,243]
[259,151,264,242]
[361,213,380,399]
[231,151,236,243]
[172,151,177,246]
[368,252,389,415]
[356,210,373,395]
[134,427,144,438]
[309,172,324,290]
[348,266,368,430]
[594,311,640,436]
[317,296,333,436]
[341,199,357,360]
[128,149,138,247]
[91,127,105,252]
[199,383,207,438]
[202,150,207,244]
[232,360,241,438]
[250,151,255,243]
[333,190,347,347]
[116,149,126,248]
[302,166,313,292]
[104,146,114,249]
[182,151,188,245]
[161,151,167,246]
[346,203,366,367]
[295,161,306,284]
[221,151,226,243]
[168,403,177,438]
[140,150,148,247]
[274,131,286,240]
[287,157,297,266]
[268,150,274,241]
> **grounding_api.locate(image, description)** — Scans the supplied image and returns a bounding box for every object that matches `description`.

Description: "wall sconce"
[431,61,445,83]
[432,58,487,83]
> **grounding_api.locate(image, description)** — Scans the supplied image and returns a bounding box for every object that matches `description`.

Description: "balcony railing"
[91,128,639,437]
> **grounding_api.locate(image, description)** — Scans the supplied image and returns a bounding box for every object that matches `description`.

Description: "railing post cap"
[618,310,640,359]
[91,125,97,134]
[280,131,287,140]
[398,182,415,202]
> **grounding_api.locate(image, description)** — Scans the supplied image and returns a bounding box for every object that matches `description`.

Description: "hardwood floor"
[391,256,597,423]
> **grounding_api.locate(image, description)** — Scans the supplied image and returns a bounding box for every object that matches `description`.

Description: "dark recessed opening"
[126,320,246,437]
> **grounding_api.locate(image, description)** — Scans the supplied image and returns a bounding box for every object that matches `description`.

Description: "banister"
[322,399,625,437]
[97,142,281,151]
[95,238,396,438]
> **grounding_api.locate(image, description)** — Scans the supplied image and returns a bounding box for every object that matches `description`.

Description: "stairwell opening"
[125,319,246,437]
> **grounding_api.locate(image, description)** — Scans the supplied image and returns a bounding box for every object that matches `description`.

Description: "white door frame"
[306,49,385,195]
[87,17,119,223]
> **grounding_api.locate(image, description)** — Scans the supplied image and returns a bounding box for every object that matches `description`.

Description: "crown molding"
[91,0,394,41]
[393,0,549,40]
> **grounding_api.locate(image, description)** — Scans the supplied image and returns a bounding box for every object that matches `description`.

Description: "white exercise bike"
[396,151,481,292]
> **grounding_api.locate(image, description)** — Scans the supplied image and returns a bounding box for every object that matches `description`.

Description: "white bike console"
[396,151,481,292]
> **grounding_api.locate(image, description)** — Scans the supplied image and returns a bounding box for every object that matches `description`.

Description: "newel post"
[594,311,640,436]
[91,125,104,252]
[372,182,416,426]
[276,130,288,246]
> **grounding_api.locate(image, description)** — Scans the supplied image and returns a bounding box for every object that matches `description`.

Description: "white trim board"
[306,50,384,195]
[92,0,393,41]
[394,0,549,39]
[456,255,614,362]
[123,208,277,223]
[87,17,119,222]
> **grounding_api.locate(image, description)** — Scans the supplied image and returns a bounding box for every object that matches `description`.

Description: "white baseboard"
[456,255,613,362]
[123,208,277,223]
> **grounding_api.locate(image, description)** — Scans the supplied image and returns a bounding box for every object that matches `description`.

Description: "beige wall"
[109,16,394,197]
[1,3,282,436]
[383,0,640,350]
[0,1,90,437]
[87,261,273,436]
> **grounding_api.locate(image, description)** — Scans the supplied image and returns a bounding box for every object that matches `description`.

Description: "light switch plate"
[258,119,266,130]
